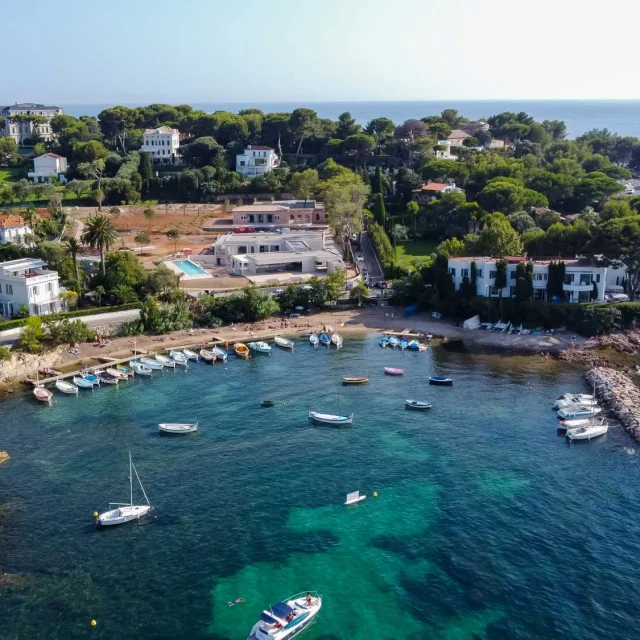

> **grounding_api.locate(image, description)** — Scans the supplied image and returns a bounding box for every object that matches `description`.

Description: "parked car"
[355,253,365,262]
[362,267,369,276]
[605,293,630,303]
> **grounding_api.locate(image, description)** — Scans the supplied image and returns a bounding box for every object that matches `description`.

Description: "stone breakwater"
[587,367,640,441]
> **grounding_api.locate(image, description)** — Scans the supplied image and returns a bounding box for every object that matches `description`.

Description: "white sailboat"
[96,452,152,527]
[309,386,353,426]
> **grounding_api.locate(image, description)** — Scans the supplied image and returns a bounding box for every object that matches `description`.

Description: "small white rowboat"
[158,422,198,435]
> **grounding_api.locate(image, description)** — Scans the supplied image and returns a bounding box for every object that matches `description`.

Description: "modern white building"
[0,214,29,245]
[28,153,68,182]
[232,200,327,227]
[0,103,64,144]
[212,231,327,267]
[141,126,180,164]
[447,256,609,303]
[235,145,280,177]
[0,258,61,317]
[229,249,343,277]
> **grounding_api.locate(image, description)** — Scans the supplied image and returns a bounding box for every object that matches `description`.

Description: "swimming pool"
[172,259,208,276]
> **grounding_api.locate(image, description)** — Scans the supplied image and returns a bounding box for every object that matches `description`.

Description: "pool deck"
[163,260,211,280]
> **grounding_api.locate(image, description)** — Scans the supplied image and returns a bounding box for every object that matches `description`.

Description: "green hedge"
[0,303,141,332]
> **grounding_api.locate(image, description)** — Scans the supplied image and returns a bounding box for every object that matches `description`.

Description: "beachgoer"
[306,592,312,605]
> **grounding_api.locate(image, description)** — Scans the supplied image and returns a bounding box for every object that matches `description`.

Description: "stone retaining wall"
[587,367,640,441]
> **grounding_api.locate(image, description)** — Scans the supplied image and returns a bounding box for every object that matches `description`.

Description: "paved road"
[359,231,384,283]
[0,309,141,345]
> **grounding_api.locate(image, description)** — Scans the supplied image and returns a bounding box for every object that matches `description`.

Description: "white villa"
[28,153,68,182]
[447,256,615,303]
[235,145,280,177]
[0,258,61,317]
[141,126,180,163]
[0,214,29,245]
[211,230,343,276]
[0,103,64,144]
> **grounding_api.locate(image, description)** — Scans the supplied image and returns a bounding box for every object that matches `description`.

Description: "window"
[267,215,273,223]
[534,272,547,282]
[579,274,592,286]
[238,246,247,254]
[461,268,469,278]
[240,161,245,166]
[510,271,516,280]
[32,285,39,296]
[489,270,497,279]
[259,246,266,253]
[510,286,516,297]
[46,282,54,293]
[476,269,483,278]
[595,274,601,283]
[489,286,499,296]
[449,268,456,277]
[274,246,280,252]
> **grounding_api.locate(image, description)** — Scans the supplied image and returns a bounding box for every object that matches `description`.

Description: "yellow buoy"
[90,620,97,627]
[93,511,99,518]
[373,491,378,498]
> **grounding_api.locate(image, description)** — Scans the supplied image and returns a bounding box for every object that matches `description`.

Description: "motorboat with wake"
[247,591,322,640]
[95,452,152,527]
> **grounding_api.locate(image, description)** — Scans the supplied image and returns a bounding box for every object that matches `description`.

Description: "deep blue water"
[62,100,640,139]
[1,337,640,639]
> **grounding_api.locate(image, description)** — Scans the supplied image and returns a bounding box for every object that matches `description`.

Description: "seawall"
[586,367,640,441]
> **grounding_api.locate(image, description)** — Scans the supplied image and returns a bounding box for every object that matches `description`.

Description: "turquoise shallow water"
[1,338,640,639]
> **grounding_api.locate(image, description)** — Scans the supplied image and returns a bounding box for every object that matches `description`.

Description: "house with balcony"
[0,258,61,317]
[447,256,608,303]
[28,153,68,183]
[141,126,180,164]
[0,103,64,144]
[232,200,326,227]
[235,145,280,177]
[0,213,29,245]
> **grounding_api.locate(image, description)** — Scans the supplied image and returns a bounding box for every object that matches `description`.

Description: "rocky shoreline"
[587,367,640,443]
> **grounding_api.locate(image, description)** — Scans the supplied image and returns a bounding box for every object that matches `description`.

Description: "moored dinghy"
[247,591,322,640]
[169,351,189,367]
[107,367,130,380]
[557,406,602,420]
[140,357,164,370]
[234,343,250,359]
[73,375,96,388]
[308,411,353,426]
[97,371,119,385]
[249,341,272,354]
[331,333,343,348]
[407,339,420,350]
[389,336,399,348]
[33,381,53,403]
[429,376,454,386]
[342,376,369,385]
[212,346,228,362]
[274,335,295,350]
[319,332,331,346]
[158,422,198,435]
[566,422,609,442]
[384,367,404,376]
[199,349,216,363]
[155,354,175,368]
[130,361,153,376]
[405,399,433,411]
[182,348,199,361]
[309,332,319,346]
[55,379,78,395]
[379,336,390,348]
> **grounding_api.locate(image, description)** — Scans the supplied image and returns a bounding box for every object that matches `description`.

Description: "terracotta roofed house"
[0,213,29,245]
[446,129,472,147]
[413,182,457,205]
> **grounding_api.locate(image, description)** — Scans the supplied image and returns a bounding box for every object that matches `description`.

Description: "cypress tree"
[139,152,153,195]
[372,192,386,227]
[470,261,478,295]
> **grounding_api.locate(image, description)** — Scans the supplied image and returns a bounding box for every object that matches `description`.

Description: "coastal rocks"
[0,451,8,465]
[586,367,640,444]
[0,347,64,384]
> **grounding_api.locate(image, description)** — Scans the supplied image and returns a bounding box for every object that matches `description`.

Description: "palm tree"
[63,238,84,289]
[81,214,119,276]
[94,285,106,306]
[166,228,181,254]
[23,206,37,231]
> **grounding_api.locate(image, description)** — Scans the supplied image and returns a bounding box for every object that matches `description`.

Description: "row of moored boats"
[554,392,608,442]
[379,335,428,350]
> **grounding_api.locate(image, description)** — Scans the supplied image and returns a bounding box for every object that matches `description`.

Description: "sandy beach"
[50,307,581,369]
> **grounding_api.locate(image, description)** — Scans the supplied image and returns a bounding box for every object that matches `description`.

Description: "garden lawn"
[0,167,22,183]
[395,240,438,269]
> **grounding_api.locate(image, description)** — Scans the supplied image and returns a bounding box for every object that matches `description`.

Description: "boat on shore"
[247,591,322,640]
[389,336,399,348]
[331,333,343,348]
[429,376,454,386]
[199,349,216,363]
[309,333,319,346]
[39,367,62,377]
[249,341,272,354]
[342,376,369,385]
[139,357,164,371]
[379,336,390,348]
[182,348,199,361]
[159,422,198,435]
[384,367,404,376]
[405,399,432,411]
[169,351,189,367]
[55,379,78,395]
[566,422,609,442]
[399,339,408,350]
[95,452,151,527]
[407,339,420,351]
[234,343,250,358]
[212,346,228,362]
[130,361,153,376]
[275,335,295,350]
[319,332,331,346]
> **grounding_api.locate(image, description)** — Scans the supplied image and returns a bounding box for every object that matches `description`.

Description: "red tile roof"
[44,152,64,159]
[418,182,450,192]
[0,214,25,228]
[447,129,471,140]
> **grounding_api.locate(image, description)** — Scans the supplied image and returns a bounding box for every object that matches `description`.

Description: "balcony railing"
[563,282,593,292]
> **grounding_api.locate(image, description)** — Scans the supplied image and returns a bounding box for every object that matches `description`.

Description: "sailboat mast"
[129,451,133,506]
[132,461,151,506]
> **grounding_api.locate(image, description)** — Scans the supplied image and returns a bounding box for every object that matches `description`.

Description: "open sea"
[2,337,640,639]
[62,100,640,139]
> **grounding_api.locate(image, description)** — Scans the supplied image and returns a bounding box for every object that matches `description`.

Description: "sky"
[2,0,639,105]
